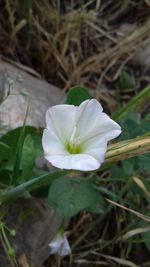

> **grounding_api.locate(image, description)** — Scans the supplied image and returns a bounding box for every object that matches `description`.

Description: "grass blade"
[11,101,30,185]
[112,84,150,120]
[1,170,67,203]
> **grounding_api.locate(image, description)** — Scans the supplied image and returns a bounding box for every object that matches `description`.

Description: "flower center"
[66,142,82,154]
[65,126,82,154]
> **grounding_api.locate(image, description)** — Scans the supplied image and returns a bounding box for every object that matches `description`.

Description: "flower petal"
[83,139,108,163]
[45,154,100,171]
[49,233,71,256]
[42,129,68,156]
[75,99,103,141]
[46,104,78,142]
[77,101,121,142]
[82,118,121,163]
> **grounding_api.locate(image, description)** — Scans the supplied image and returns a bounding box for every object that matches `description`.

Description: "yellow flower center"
[65,142,82,154]
[65,126,82,154]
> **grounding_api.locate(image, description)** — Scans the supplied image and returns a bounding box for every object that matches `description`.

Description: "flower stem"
[0,170,67,203]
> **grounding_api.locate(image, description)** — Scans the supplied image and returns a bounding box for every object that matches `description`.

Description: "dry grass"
[0,1,150,95]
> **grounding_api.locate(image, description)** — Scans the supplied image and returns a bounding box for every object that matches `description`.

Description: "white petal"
[76,99,103,141]
[78,105,121,142]
[46,104,78,142]
[92,112,121,141]
[58,235,71,256]
[83,139,108,162]
[45,154,100,171]
[82,120,121,163]
[42,129,68,155]
[49,233,71,256]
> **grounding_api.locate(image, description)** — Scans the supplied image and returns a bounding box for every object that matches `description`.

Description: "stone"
[0,60,64,130]
[0,198,63,267]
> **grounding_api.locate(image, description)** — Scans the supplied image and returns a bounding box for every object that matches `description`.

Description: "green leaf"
[0,126,42,161]
[65,86,91,106]
[119,71,135,90]
[119,115,139,140]
[48,177,98,218]
[0,142,9,149]
[118,112,150,141]
[137,154,150,174]
[140,223,150,252]
[95,186,117,200]
[20,134,36,182]
[122,159,135,177]
[86,192,107,214]
[0,169,12,187]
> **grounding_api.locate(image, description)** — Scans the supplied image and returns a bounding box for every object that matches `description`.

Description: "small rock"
[0,61,64,130]
[0,198,63,267]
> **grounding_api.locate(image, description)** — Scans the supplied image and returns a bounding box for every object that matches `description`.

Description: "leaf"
[86,192,107,214]
[142,228,150,251]
[122,159,135,177]
[119,71,135,90]
[137,154,150,174]
[0,169,12,187]
[111,157,135,181]
[20,134,36,182]
[48,177,98,218]
[65,86,91,106]
[95,186,117,200]
[118,112,150,141]
[118,113,140,140]
[0,126,42,161]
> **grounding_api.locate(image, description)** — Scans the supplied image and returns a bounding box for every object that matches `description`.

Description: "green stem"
[1,170,67,203]
[112,84,150,120]
[11,102,30,185]
[0,223,12,251]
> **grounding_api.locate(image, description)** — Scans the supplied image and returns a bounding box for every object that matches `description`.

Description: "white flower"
[42,99,121,171]
[49,232,71,256]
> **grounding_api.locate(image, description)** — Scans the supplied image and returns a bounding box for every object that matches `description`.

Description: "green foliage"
[48,176,106,218]
[1,170,67,202]
[26,0,34,9]
[119,71,135,90]
[142,225,150,251]
[111,112,150,180]
[108,110,150,254]
[113,84,150,120]
[118,112,150,140]
[0,126,42,187]
[65,86,91,106]
[0,126,42,161]
[137,154,150,174]
[20,134,36,182]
